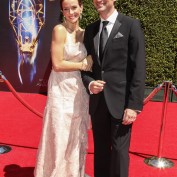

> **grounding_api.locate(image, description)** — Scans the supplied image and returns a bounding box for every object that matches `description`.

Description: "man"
[81,0,146,177]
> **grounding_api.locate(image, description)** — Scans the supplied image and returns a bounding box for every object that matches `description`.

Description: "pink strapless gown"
[34,32,90,177]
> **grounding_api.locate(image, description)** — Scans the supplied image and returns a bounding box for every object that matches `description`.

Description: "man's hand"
[90,80,106,94]
[122,108,138,125]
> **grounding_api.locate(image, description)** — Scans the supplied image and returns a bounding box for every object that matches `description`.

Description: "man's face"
[93,0,116,14]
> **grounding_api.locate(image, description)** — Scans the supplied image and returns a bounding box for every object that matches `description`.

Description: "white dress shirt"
[98,10,118,56]
[89,10,119,93]
[99,10,118,37]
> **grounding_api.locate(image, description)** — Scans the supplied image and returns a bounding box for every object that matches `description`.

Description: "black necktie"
[99,21,109,61]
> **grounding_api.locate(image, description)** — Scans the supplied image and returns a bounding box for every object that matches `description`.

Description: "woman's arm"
[51,25,92,72]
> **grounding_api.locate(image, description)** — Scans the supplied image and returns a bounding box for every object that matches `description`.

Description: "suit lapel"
[93,20,101,65]
[102,14,123,64]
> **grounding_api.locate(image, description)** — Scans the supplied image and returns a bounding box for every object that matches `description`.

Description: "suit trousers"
[91,92,132,177]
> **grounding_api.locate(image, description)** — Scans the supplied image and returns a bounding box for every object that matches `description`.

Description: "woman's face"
[62,0,83,24]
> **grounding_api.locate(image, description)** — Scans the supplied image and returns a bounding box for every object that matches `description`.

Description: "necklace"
[64,23,79,33]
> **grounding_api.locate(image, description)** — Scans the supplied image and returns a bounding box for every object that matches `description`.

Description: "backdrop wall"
[0,0,60,93]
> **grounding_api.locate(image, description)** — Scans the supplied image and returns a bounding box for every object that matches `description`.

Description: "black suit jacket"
[82,13,146,119]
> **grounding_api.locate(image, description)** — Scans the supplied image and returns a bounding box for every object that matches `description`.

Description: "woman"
[34,0,92,176]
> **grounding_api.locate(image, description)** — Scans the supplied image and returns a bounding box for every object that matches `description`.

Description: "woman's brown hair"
[60,0,83,10]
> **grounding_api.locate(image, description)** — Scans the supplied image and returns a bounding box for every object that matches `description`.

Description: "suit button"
[101,70,104,74]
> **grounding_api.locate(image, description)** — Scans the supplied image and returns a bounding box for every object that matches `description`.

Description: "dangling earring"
[63,16,66,22]
[60,11,65,23]
[79,13,82,20]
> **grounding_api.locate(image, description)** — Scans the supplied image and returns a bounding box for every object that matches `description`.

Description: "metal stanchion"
[0,145,11,154]
[144,81,174,168]
[0,72,12,154]
[171,84,177,98]
[0,71,43,118]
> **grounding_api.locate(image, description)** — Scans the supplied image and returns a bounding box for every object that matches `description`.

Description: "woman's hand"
[81,55,93,71]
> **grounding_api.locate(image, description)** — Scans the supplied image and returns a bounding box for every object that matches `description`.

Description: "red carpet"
[0,91,177,177]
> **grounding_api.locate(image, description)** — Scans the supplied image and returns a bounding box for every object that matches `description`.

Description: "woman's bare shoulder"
[53,24,67,33]
[52,24,67,41]
[78,28,85,42]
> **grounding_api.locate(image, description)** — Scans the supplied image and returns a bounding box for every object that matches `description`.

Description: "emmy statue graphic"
[9,0,46,84]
